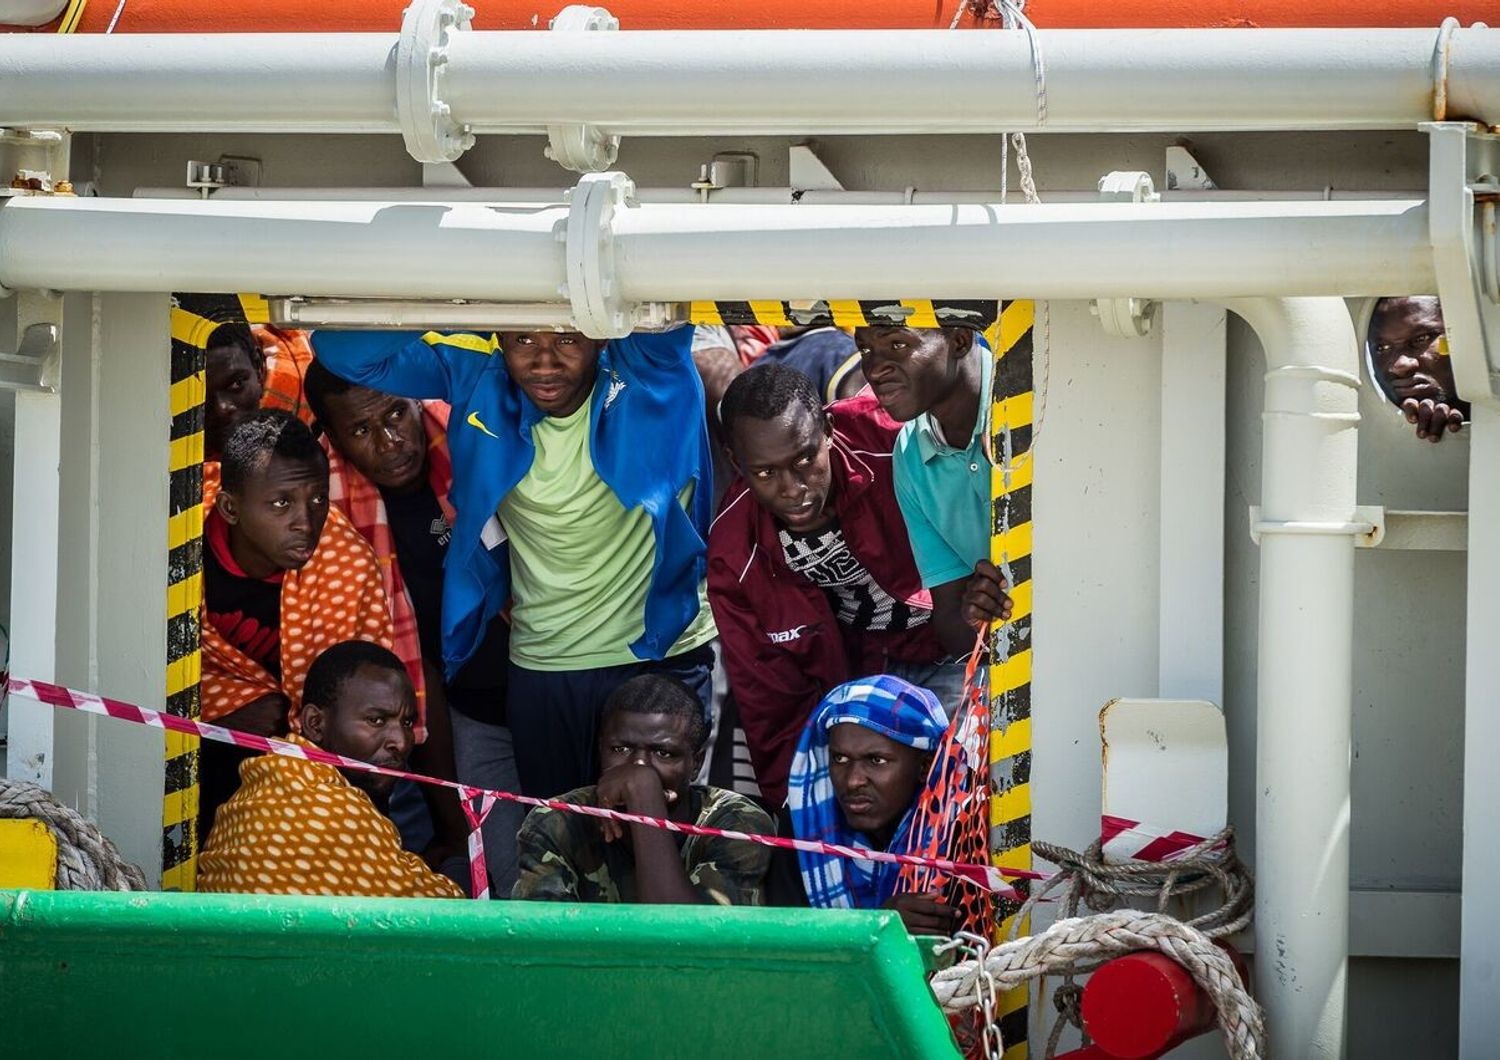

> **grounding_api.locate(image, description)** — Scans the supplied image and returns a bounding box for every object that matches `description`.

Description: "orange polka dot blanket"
[252,325,316,428]
[200,468,407,737]
[197,733,463,898]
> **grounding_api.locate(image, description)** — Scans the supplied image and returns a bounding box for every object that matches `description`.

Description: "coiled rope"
[931,908,1265,1060]
[0,779,147,891]
[933,827,1262,1058]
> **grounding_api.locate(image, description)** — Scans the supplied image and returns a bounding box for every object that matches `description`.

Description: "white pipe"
[1228,297,1360,1060]
[0,195,1437,300]
[132,186,1426,204]
[1,28,1496,134]
[0,197,567,301]
[611,200,1434,300]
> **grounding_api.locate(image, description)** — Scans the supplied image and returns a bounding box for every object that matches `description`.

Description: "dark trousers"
[506,643,714,798]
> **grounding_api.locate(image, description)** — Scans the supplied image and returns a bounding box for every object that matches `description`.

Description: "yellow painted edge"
[164,731,199,759]
[998,983,1031,1018]
[990,521,1033,566]
[169,432,205,474]
[165,653,202,697]
[689,301,724,326]
[167,505,204,552]
[747,300,793,328]
[237,293,271,323]
[996,300,1036,355]
[990,717,1032,763]
[989,648,1032,698]
[169,373,205,419]
[160,855,198,892]
[1001,1032,1030,1060]
[990,453,1034,496]
[1004,581,1033,626]
[900,300,940,328]
[166,572,203,620]
[994,844,1033,874]
[828,300,867,329]
[990,782,1031,827]
[0,819,58,889]
[169,308,219,350]
[995,393,1034,433]
[161,785,199,829]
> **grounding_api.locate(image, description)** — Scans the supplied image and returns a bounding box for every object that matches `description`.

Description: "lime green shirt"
[499,394,716,670]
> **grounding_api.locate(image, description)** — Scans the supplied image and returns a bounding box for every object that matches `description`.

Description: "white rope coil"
[931,909,1265,1060]
[0,779,148,891]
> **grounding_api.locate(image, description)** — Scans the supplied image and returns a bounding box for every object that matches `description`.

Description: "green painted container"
[0,891,960,1058]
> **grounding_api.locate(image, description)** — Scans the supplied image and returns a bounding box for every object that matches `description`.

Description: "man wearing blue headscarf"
[787,674,961,934]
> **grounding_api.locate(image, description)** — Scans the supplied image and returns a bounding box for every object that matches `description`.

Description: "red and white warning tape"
[7,675,1050,900]
[1099,814,1223,863]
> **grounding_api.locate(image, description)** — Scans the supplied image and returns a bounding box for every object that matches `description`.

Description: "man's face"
[301,664,416,799]
[854,326,973,422]
[828,723,929,841]
[219,454,330,577]
[319,385,427,493]
[1370,298,1458,407]
[500,330,604,417]
[727,405,835,534]
[205,342,265,457]
[597,710,702,806]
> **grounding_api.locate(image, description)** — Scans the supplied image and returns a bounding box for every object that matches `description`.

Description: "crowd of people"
[190,293,1461,930]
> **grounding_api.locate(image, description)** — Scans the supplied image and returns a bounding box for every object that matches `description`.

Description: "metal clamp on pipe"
[544,6,623,173]
[396,0,478,164]
[564,171,638,338]
[1091,170,1160,338]
[1248,505,1383,547]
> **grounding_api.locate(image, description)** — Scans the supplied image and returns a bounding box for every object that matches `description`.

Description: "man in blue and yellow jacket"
[313,326,717,798]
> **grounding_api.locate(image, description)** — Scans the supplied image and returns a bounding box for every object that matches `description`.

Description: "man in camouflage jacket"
[513,673,772,905]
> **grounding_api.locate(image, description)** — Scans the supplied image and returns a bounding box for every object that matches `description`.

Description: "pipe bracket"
[396,0,477,164]
[1091,171,1160,338]
[565,171,638,339]
[1423,121,1500,409]
[545,6,622,174]
[1248,505,1383,547]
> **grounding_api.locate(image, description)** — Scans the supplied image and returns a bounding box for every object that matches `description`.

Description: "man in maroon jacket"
[708,364,998,806]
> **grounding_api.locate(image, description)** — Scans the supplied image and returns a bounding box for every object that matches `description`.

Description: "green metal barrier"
[1,891,960,1058]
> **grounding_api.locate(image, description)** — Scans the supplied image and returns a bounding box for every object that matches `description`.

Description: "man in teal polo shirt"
[854,323,1012,657]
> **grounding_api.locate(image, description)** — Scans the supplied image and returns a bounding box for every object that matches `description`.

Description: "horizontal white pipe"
[611,200,1436,300]
[0,197,568,301]
[1,28,1496,134]
[132,186,1425,204]
[0,195,1436,301]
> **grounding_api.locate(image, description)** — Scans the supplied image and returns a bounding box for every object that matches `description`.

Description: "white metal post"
[52,293,171,881]
[1229,298,1361,1060]
[1460,403,1500,1056]
[1157,302,1227,702]
[5,387,60,785]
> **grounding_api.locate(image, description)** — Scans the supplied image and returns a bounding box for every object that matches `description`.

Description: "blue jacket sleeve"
[309,330,469,402]
[613,323,696,371]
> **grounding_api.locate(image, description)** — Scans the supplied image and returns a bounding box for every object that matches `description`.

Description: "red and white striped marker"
[1099,814,1219,863]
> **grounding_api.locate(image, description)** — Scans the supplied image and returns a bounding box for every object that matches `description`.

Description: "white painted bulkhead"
[0,125,1469,1055]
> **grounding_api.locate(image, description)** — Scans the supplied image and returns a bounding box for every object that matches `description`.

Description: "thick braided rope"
[1019,827,1253,1055]
[1030,827,1253,939]
[0,779,147,891]
[931,909,1265,1060]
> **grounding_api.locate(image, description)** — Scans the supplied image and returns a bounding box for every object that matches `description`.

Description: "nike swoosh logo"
[466,411,499,439]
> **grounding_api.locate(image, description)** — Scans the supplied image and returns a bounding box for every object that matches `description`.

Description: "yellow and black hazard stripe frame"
[986,299,1036,1057]
[688,298,998,331]
[161,292,269,891]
